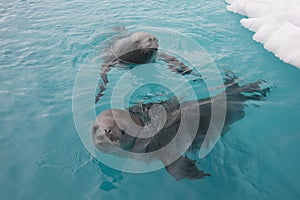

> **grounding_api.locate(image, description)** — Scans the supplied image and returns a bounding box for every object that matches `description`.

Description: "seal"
[92,109,143,153]
[92,73,271,181]
[111,32,159,64]
[96,31,199,103]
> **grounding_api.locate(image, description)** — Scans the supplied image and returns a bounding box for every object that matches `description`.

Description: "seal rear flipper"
[165,156,210,181]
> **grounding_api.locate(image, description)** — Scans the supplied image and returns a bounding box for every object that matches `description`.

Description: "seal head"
[92,109,143,153]
[112,32,159,64]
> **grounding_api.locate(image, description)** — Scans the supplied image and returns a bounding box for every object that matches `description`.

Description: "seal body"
[92,74,271,180]
[96,31,197,103]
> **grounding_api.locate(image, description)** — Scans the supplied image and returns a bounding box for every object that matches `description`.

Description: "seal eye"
[92,125,99,134]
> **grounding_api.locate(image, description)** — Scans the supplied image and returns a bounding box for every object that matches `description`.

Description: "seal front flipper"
[95,60,119,103]
[165,156,210,181]
[157,51,201,78]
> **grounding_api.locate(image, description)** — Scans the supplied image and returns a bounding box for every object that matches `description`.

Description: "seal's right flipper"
[165,156,210,181]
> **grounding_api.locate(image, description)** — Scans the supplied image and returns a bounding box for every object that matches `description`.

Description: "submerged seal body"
[92,74,271,181]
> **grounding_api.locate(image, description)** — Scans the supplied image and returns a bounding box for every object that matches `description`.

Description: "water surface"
[1,0,300,199]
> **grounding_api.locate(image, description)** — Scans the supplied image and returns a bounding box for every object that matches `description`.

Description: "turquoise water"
[1,0,300,199]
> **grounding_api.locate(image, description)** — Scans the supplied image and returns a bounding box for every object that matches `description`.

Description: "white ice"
[226,0,300,68]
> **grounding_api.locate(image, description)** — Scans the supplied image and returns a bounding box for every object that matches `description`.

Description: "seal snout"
[93,124,112,144]
[144,36,159,50]
[96,131,106,141]
[94,133,116,148]
[95,127,115,142]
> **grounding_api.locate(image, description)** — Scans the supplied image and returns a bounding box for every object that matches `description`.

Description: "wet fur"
[93,72,271,180]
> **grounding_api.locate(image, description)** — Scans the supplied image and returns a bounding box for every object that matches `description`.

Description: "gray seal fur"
[92,73,271,180]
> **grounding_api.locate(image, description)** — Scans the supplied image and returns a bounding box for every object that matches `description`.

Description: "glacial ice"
[226,0,300,68]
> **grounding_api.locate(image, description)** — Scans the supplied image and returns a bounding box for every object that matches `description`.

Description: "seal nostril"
[148,37,153,42]
[105,129,112,134]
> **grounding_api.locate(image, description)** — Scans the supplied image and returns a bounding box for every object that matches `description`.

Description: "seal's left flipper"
[95,60,120,103]
[157,52,201,77]
[165,156,210,181]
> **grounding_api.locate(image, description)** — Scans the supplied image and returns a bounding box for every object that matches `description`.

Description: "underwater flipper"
[165,156,210,181]
[157,51,201,77]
